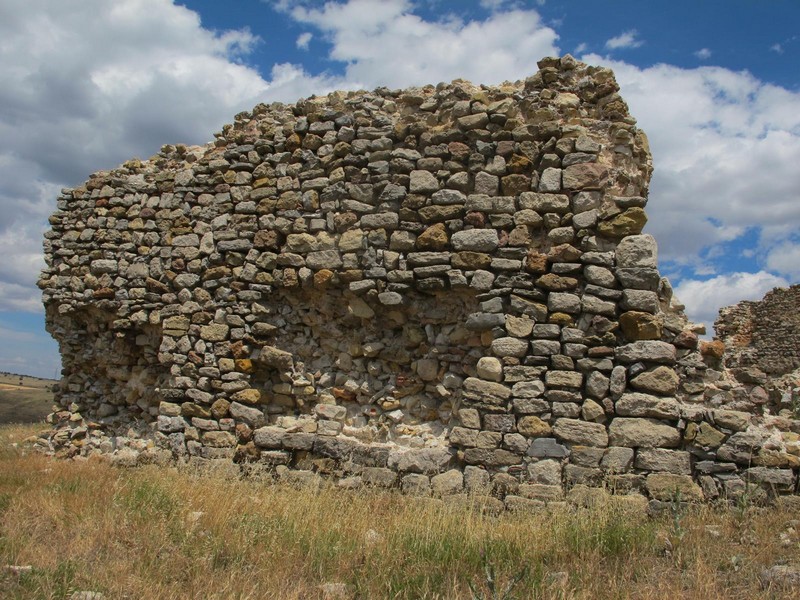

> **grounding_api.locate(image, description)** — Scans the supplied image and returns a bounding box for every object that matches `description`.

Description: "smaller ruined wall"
[716,285,800,376]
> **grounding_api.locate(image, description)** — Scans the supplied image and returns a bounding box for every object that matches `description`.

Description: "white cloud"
[766,240,800,279]
[479,0,530,9]
[694,48,712,60]
[574,42,588,54]
[285,0,559,88]
[296,32,313,49]
[584,55,800,278]
[605,29,643,50]
[0,0,276,314]
[674,271,790,336]
[771,43,784,54]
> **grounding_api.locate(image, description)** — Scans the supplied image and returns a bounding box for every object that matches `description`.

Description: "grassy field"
[0,424,798,599]
[0,373,56,425]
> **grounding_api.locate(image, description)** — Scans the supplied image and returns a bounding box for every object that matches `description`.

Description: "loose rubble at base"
[36,56,800,509]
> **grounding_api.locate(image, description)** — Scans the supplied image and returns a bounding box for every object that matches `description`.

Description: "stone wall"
[38,56,799,506]
[716,285,800,376]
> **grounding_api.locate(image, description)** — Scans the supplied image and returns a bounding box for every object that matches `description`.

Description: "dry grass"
[0,373,57,425]
[0,424,797,599]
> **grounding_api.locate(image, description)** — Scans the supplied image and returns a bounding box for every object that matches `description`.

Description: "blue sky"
[0,0,798,378]
[182,0,800,89]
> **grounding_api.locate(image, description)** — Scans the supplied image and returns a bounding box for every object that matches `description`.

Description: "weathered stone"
[562,163,608,190]
[615,234,658,268]
[253,426,286,448]
[630,366,679,395]
[401,474,431,495]
[387,448,453,474]
[615,393,679,420]
[515,485,563,504]
[619,311,663,341]
[458,408,481,429]
[581,398,606,422]
[306,250,343,269]
[451,229,499,252]
[519,192,569,213]
[348,297,375,319]
[527,437,570,458]
[314,403,347,421]
[511,380,545,397]
[615,341,676,364]
[552,419,608,447]
[491,337,528,357]
[416,358,439,381]
[712,409,751,432]
[505,315,534,337]
[258,346,294,370]
[463,448,522,467]
[409,170,439,194]
[609,418,680,448]
[474,172,500,195]
[450,427,479,447]
[716,430,770,464]
[538,168,562,192]
[601,447,634,473]
[230,388,262,406]
[684,422,726,448]
[464,377,511,405]
[636,450,690,476]
[527,459,562,485]
[416,223,449,250]
[476,357,503,382]
[545,371,583,389]
[431,469,464,495]
[200,324,229,342]
[646,473,703,502]
[362,467,397,487]
[517,416,552,437]
[598,208,647,238]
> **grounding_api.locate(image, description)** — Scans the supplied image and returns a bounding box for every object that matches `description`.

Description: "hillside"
[0,372,56,424]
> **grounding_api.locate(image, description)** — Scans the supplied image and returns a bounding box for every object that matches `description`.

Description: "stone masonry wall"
[39,56,799,507]
[716,285,800,377]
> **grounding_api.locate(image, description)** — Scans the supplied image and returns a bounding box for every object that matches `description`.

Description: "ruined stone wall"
[39,56,799,506]
[716,285,800,376]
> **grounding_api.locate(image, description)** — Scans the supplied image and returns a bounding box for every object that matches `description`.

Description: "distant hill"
[0,372,57,424]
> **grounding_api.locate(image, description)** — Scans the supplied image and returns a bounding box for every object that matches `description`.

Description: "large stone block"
[608,418,680,448]
[552,418,608,447]
[615,392,680,420]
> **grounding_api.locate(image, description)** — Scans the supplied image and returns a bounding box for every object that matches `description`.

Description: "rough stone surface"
[38,55,800,505]
[609,418,681,448]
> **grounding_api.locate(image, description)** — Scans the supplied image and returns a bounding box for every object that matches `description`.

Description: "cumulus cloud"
[605,29,643,50]
[0,0,275,314]
[694,48,712,60]
[584,55,800,279]
[766,240,800,279]
[284,0,559,88]
[674,272,790,336]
